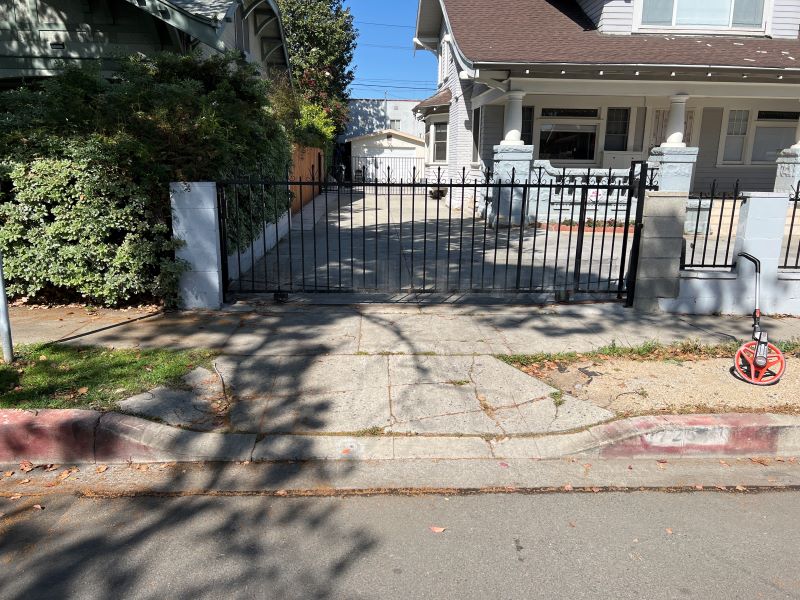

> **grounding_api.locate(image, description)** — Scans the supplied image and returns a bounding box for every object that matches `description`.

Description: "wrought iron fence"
[217,162,655,300]
[682,180,743,270]
[782,187,800,269]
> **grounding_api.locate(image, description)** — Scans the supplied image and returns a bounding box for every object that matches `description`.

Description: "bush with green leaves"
[0,52,292,306]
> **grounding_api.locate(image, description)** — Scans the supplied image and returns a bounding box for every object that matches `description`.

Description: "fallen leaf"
[568,522,576,528]
[563,484,574,492]
[590,487,601,493]
[789,457,798,464]
[2,471,13,478]
[44,464,59,472]
[632,538,639,543]
[750,457,771,467]
[275,489,288,497]
[735,485,747,491]
[341,448,351,455]
[38,355,48,361]
[9,494,21,500]
[32,504,44,511]
[19,461,33,473]
[694,485,704,490]
[77,387,89,396]
[719,460,730,467]
[498,462,509,468]
[657,459,668,464]
[429,526,446,534]
[627,465,634,470]
[20,479,30,485]
[715,485,727,491]
[95,465,108,474]
[665,528,673,535]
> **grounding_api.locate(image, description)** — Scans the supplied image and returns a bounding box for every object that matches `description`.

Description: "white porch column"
[502,91,526,145]
[662,94,690,147]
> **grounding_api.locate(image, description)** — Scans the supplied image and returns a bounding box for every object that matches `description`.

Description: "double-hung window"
[721,110,799,165]
[433,122,448,163]
[472,108,482,163]
[538,108,599,162]
[640,0,765,30]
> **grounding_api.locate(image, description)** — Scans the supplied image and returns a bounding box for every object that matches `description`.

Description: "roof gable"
[435,0,800,71]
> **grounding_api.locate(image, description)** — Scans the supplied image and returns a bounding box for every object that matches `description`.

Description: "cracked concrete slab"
[117,368,227,432]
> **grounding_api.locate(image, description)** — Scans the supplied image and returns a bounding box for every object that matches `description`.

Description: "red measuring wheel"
[734,341,786,386]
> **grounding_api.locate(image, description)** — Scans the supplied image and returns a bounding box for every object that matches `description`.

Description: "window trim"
[429,117,449,165]
[717,106,798,166]
[471,107,482,164]
[632,0,772,35]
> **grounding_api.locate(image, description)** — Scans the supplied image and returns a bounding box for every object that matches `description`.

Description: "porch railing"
[682,181,743,270]
[782,187,800,270]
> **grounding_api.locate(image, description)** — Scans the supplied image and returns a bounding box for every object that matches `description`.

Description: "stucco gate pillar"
[633,96,699,312]
[490,91,533,226]
[170,182,224,310]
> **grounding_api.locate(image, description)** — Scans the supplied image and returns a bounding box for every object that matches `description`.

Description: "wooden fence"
[290,145,324,214]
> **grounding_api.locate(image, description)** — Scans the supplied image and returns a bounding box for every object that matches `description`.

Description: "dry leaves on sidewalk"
[429,526,447,534]
[19,461,33,473]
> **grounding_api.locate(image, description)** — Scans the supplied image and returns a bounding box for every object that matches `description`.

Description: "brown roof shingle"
[413,88,452,112]
[443,0,800,69]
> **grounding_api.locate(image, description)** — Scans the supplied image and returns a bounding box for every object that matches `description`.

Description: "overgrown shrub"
[0,52,292,306]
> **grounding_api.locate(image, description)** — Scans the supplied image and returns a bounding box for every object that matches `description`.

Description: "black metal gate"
[218,162,656,302]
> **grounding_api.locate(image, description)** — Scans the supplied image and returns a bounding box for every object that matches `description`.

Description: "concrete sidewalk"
[13,301,800,355]
[9,301,800,460]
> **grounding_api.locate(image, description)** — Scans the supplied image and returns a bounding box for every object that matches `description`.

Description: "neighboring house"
[413,0,800,193]
[342,99,426,141]
[346,129,426,180]
[1,0,289,84]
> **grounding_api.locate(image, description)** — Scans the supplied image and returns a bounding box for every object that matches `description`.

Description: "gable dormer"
[577,0,800,39]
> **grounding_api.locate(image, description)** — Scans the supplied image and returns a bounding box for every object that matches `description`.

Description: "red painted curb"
[595,414,797,458]
[0,410,797,464]
[0,410,100,463]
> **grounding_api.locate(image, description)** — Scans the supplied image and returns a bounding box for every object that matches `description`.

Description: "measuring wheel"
[734,340,786,386]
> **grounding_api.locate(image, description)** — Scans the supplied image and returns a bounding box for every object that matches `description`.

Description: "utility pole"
[0,250,13,363]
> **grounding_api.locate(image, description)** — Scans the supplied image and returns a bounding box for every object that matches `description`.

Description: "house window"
[641,0,765,29]
[389,119,401,130]
[521,107,535,146]
[723,109,749,162]
[720,109,799,165]
[539,124,597,161]
[472,107,482,162]
[433,122,448,163]
[604,108,631,152]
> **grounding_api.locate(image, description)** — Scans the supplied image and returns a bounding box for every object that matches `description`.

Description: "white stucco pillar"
[502,91,526,145]
[662,94,690,147]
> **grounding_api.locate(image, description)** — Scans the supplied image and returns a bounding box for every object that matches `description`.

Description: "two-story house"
[1,0,290,84]
[413,0,800,193]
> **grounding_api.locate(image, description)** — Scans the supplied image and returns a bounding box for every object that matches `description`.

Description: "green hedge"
[0,52,292,306]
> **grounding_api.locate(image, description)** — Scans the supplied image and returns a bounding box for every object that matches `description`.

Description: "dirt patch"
[523,357,799,416]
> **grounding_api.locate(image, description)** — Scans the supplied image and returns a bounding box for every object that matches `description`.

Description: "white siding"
[598,0,634,34]
[771,0,800,39]
[576,0,634,34]
[425,37,479,181]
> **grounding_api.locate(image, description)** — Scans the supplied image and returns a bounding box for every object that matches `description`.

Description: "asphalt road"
[2,490,799,599]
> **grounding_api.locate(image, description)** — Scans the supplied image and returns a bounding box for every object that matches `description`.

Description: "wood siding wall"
[694,107,777,193]
[576,0,633,34]
[0,0,177,79]
[772,0,800,39]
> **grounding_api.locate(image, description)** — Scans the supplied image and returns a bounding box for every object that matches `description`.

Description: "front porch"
[431,75,800,196]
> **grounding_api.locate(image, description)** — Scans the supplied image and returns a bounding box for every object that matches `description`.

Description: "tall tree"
[277,0,357,131]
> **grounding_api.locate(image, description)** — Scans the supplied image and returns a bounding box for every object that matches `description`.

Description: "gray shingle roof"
[167,0,233,22]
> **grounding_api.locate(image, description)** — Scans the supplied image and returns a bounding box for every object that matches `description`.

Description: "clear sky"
[343,0,438,101]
